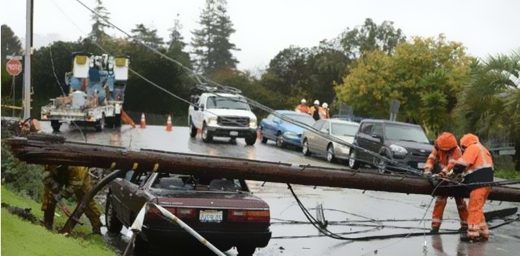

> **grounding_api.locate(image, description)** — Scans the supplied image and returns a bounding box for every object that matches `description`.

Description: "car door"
[307,120,325,152]
[316,120,330,155]
[355,122,373,162]
[119,170,150,225]
[262,114,278,140]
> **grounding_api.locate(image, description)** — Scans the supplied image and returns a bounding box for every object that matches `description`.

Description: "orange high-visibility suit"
[295,104,310,114]
[424,132,468,231]
[453,133,494,241]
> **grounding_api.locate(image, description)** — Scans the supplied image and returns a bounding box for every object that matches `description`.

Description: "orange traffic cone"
[165,115,173,131]
[140,113,146,128]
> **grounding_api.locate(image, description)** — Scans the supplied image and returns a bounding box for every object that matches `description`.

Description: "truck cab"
[188,88,257,145]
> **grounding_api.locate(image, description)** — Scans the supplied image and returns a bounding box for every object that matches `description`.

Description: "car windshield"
[206,96,250,110]
[152,174,244,192]
[282,114,315,126]
[385,124,429,143]
[331,123,358,136]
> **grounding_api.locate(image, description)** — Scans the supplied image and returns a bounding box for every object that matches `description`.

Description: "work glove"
[423,166,432,178]
[427,174,440,187]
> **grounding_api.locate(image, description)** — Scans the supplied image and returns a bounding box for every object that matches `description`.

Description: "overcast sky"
[2,0,519,72]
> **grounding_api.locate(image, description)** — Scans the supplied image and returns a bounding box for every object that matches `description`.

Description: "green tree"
[192,0,239,74]
[456,52,520,170]
[337,18,406,60]
[336,35,472,134]
[131,24,164,48]
[89,0,111,43]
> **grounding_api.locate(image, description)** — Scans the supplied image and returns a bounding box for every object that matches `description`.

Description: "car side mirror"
[200,104,205,111]
[273,119,280,124]
[194,104,199,111]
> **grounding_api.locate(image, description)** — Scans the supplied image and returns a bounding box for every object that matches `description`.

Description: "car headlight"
[390,144,408,156]
[249,118,257,128]
[207,117,218,126]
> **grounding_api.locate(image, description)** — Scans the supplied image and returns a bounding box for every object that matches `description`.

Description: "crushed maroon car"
[105,170,271,255]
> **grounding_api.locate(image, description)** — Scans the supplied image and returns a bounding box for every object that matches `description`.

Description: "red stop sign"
[6,58,23,76]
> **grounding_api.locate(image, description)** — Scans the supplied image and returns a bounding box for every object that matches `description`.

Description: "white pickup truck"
[188,92,258,145]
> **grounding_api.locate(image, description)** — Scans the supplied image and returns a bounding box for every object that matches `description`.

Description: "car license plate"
[230,131,239,136]
[417,162,425,169]
[199,210,223,223]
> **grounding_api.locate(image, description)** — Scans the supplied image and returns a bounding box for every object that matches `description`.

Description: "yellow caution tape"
[1,105,23,110]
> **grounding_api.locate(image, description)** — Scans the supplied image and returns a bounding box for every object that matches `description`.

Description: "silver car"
[301,119,360,162]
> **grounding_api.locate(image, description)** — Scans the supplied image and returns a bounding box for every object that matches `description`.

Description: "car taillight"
[228,210,270,222]
[176,208,196,220]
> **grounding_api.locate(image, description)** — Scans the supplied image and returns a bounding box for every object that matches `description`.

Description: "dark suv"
[348,119,433,173]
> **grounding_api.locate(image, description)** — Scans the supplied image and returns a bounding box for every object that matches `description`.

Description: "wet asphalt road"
[40,123,520,256]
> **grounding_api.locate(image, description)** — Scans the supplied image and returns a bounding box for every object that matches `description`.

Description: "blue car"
[259,110,316,148]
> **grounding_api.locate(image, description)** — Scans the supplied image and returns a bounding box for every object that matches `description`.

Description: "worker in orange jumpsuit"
[319,102,330,119]
[452,133,494,242]
[42,165,102,234]
[309,100,321,121]
[423,132,468,233]
[295,99,310,114]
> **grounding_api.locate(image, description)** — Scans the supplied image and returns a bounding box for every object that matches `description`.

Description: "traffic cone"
[165,115,173,132]
[140,113,146,128]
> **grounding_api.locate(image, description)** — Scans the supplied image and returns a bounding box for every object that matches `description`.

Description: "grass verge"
[1,186,115,256]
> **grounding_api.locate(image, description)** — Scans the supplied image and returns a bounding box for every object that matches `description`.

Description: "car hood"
[282,123,305,134]
[387,140,433,152]
[206,109,256,119]
[155,191,269,209]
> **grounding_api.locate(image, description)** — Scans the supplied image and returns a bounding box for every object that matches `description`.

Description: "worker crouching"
[452,133,494,242]
[423,132,468,233]
[42,165,102,234]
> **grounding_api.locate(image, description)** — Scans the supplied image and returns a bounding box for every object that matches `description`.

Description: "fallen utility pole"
[6,135,520,202]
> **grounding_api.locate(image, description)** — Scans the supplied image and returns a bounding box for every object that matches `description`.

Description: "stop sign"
[6,58,23,76]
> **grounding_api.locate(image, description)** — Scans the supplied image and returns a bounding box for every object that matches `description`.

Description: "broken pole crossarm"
[6,136,520,203]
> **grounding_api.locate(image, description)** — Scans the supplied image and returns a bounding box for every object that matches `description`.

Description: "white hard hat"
[301,99,307,104]
[322,102,328,108]
[314,100,320,105]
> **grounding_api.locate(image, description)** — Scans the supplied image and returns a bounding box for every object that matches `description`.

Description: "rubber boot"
[43,209,55,230]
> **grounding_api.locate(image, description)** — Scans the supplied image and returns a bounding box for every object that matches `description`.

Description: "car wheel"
[245,134,256,146]
[105,193,123,234]
[189,118,197,138]
[237,246,256,256]
[327,144,336,163]
[348,149,360,169]
[201,122,213,143]
[276,133,285,148]
[114,114,122,128]
[374,154,387,174]
[260,128,268,144]
[302,139,311,156]
[51,120,61,133]
[95,114,105,132]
